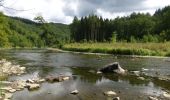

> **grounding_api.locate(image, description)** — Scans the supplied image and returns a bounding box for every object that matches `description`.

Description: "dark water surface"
[0,49,170,100]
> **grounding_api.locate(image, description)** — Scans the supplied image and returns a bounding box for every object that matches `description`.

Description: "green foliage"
[110,32,117,43]
[142,34,159,43]
[0,13,70,48]
[130,36,137,43]
[70,6,170,43]
[63,43,170,56]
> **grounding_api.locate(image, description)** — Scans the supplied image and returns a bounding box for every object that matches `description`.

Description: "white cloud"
[0,0,170,24]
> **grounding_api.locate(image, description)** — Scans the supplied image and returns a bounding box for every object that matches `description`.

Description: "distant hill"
[0,12,71,47]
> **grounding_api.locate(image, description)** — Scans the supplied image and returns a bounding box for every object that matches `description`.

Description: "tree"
[34,15,46,23]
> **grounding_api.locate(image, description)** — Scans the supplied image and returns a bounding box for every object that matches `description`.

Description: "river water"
[0,49,170,100]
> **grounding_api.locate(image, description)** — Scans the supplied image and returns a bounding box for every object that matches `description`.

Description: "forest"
[70,6,170,43]
[0,12,71,48]
[0,6,170,48]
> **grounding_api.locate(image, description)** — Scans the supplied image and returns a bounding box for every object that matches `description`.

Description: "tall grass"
[62,42,170,56]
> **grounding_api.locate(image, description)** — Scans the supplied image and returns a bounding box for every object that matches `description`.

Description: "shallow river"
[0,49,170,100]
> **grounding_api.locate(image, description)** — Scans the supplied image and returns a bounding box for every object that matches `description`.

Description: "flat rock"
[104,91,117,96]
[70,90,79,95]
[0,81,12,85]
[1,87,13,91]
[62,76,70,81]
[37,79,45,83]
[8,89,16,93]
[26,83,40,90]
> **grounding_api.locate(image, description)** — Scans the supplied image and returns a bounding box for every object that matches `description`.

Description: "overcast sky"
[0,0,170,24]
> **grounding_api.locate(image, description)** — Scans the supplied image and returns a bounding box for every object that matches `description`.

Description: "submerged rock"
[70,90,79,95]
[130,71,140,76]
[113,97,120,100]
[148,96,158,100]
[96,71,102,74]
[100,62,125,74]
[104,91,117,96]
[45,76,70,82]
[137,77,145,80]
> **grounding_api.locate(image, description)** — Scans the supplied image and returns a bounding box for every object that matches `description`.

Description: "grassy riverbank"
[62,42,170,57]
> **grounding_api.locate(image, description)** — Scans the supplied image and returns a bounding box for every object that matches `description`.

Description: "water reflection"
[0,49,170,100]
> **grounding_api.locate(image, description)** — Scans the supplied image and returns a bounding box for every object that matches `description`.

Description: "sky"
[0,0,170,24]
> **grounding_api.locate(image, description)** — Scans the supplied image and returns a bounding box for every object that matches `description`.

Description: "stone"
[0,81,12,85]
[0,96,2,100]
[163,92,170,99]
[148,96,158,100]
[4,93,13,99]
[88,70,95,73]
[26,79,35,83]
[11,81,26,90]
[113,97,120,100]
[37,79,45,83]
[1,87,13,91]
[96,71,102,74]
[26,83,40,90]
[70,90,79,95]
[62,76,70,81]
[8,89,16,93]
[142,68,149,71]
[45,76,70,82]
[104,91,117,96]
[20,67,26,71]
[137,77,145,80]
[131,71,140,76]
[100,62,125,74]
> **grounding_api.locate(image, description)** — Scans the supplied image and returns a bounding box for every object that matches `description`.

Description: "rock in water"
[70,90,79,95]
[113,97,120,100]
[104,91,117,96]
[148,96,158,100]
[100,62,125,74]
[26,83,40,91]
[4,93,13,99]
[137,77,145,80]
[163,92,170,99]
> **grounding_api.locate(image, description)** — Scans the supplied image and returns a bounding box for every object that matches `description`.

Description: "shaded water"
[0,49,170,100]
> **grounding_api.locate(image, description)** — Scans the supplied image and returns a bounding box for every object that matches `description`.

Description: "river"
[0,49,170,100]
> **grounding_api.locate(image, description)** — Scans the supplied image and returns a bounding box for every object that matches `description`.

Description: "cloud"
[0,0,170,24]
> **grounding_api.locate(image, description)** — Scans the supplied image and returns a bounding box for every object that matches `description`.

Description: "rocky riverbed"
[1,49,170,100]
[0,59,72,100]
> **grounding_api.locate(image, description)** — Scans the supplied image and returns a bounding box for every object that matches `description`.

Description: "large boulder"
[99,62,125,74]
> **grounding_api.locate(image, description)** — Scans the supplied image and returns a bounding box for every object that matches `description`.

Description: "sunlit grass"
[63,42,170,56]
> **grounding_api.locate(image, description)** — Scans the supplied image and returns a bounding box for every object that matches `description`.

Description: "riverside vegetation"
[0,6,170,55]
[63,42,170,57]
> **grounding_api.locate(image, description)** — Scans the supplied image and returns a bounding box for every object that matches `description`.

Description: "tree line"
[0,13,70,47]
[70,6,170,42]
